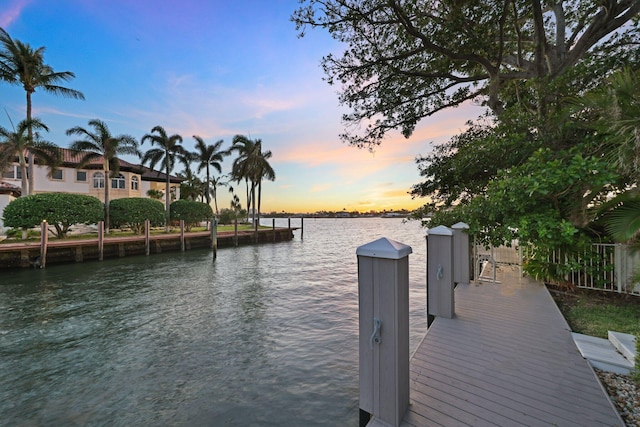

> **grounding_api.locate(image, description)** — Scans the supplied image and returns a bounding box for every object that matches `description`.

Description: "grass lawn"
[549,287,640,338]
[0,224,267,243]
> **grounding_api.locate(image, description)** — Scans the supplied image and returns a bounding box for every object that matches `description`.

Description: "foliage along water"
[0,217,428,426]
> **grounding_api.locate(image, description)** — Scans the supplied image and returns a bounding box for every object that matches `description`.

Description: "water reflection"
[1,218,427,426]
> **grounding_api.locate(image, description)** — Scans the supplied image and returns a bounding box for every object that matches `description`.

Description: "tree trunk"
[257,180,262,233]
[26,91,34,195]
[251,181,257,229]
[245,178,250,223]
[18,152,28,198]
[165,157,171,233]
[104,164,111,233]
[213,188,219,216]
[205,165,211,205]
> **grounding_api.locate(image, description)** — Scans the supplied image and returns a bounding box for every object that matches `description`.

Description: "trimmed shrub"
[2,193,104,238]
[110,197,165,234]
[170,200,213,231]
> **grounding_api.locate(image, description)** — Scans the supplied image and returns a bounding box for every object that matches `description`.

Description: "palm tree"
[229,136,275,231]
[229,135,257,223]
[66,119,140,233]
[252,143,276,231]
[0,27,85,195]
[141,125,185,232]
[209,174,229,216]
[177,165,206,202]
[192,135,227,207]
[0,117,60,196]
[587,68,640,243]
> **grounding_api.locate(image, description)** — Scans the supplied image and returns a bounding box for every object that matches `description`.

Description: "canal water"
[0,218,428,426]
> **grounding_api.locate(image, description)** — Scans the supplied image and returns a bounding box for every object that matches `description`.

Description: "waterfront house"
[0,148,183,232]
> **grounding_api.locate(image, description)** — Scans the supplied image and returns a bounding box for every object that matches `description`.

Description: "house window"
[76,171,87,182]
[51,169,63,180]
[111,173,126,189]
[93,172,105,188]
[3,167,15,179]
[131,176,139,190]
[14,166,29,180]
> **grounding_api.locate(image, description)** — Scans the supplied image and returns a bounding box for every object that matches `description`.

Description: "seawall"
[0,228,296,269]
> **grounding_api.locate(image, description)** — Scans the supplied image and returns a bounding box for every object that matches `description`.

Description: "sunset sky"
[0,0,480,213]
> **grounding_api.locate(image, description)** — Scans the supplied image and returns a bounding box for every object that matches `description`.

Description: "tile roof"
[54,148,183,183]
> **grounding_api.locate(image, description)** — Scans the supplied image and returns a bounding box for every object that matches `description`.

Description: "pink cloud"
[0,0,31,28]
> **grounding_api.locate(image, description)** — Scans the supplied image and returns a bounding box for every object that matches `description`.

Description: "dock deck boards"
[401,270,623,427]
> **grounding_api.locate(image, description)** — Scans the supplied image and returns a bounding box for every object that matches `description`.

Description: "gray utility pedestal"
[357,237,412,427]
[451,222,470,286]
[427,225,454,320]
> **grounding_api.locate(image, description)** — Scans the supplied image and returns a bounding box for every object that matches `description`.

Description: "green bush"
[110,197,165,234]
[170,200,213,231]
[2,193,104,239]
[218,207,248,225]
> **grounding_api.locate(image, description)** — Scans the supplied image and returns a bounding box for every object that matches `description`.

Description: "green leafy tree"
[141,125,186,232]
[2,193,103,238]
[0,117,60,196]
[66,119,140,233]
[109,198,165,234]
[218,208,236,226]
[0,27,84,194]
[293,1,640,148]
[147,189,164,200]
[170,199,213,231]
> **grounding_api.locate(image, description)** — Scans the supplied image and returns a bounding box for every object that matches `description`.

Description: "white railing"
[475,242,640,296]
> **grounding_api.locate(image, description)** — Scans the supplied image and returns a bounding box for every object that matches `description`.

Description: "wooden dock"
[402,270,624,427]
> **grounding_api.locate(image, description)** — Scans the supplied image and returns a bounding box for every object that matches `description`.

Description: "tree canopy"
[2,193,103,238]
[0,27,84,194]
[293,0,640,147]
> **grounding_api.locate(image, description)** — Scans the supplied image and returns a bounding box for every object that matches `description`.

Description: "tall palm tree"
[0,27,85,195]
[66,119,140,233]
[209,174,228,216]
[252,142,276,230]
[141,125,185,232]
[0,117,60,196]
[229,135,257,223]
[229,136,275,230]
[192,135,227,207]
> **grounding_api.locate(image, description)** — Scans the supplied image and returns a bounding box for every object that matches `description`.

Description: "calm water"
[0,218,427,426]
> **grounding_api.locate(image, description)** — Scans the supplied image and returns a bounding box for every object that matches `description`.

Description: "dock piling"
[180,220,185,252]
[356,237,411,427]
[427,226,455,323]
[145,220,150,256]
[211,218,217,260]
[451,222,471,285]
[98,221,104,261]
[39,220,48,268]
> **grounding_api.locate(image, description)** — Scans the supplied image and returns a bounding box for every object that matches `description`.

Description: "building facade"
[0,148,183,232]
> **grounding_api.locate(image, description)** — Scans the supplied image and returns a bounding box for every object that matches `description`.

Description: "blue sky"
[1,0,479,213]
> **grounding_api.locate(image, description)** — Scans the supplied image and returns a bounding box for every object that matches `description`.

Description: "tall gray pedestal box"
[452,222,470,286]
[357,237,412,427]
[427,225,454,319]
